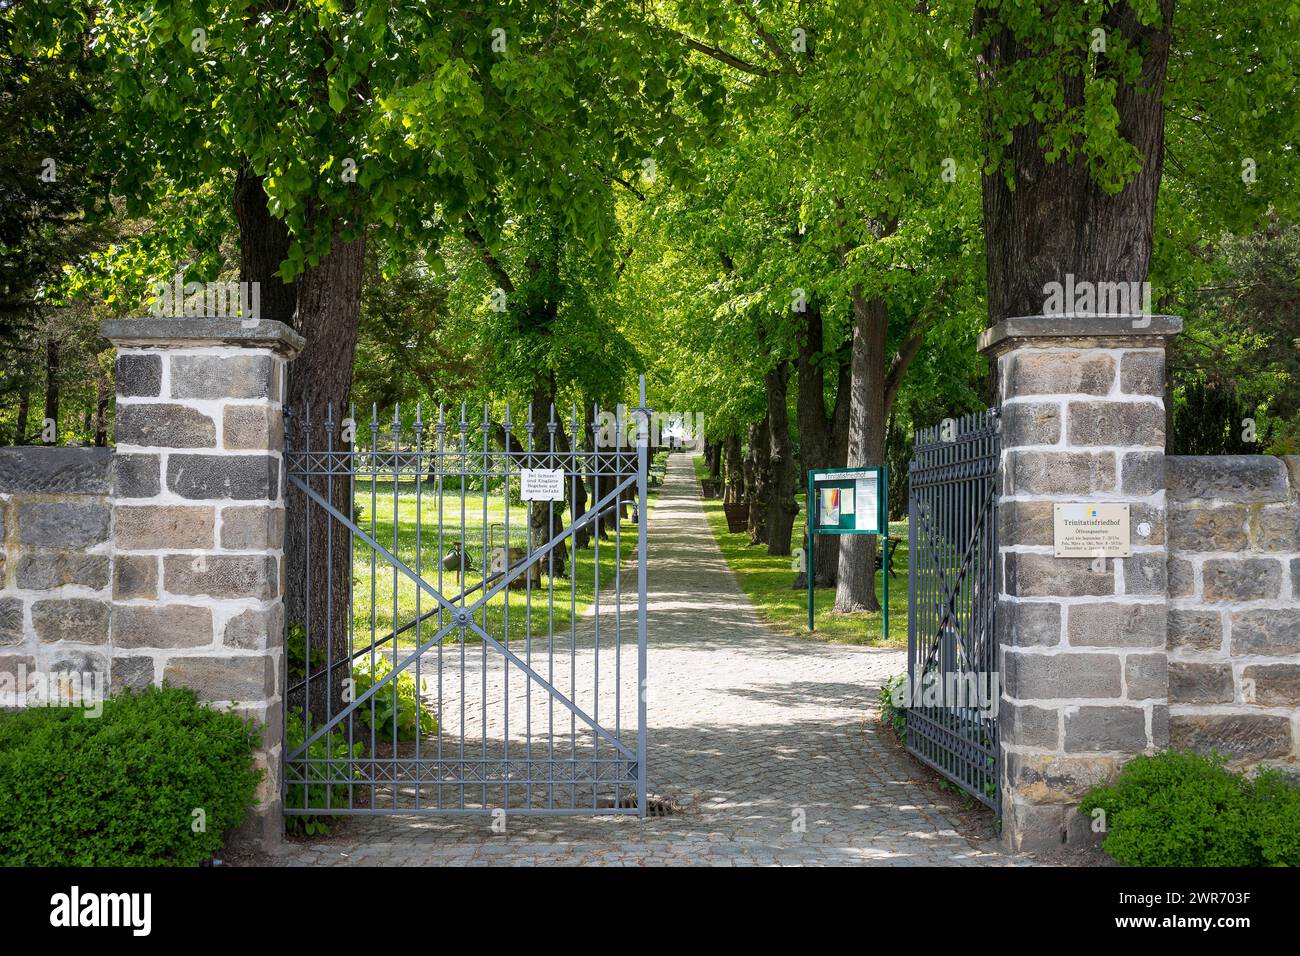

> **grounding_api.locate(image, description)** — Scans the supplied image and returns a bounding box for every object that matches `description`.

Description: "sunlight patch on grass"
[691,454,906,647]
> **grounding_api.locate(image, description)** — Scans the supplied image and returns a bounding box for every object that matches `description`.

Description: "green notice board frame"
[806,465,889,638]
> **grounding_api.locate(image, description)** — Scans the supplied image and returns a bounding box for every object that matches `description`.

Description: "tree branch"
[730,0,797,75]
[463,223,515,295]
[659,25,775,77]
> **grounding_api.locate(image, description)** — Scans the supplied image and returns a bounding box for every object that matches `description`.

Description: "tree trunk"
[234,159,299,324]
[765,360,799,556]
[282,219,366,729]
[975,0,1174,326]
[834,292,887,613]
[796,303,850,587]
[746,416,770,546]
[527,385,568,579]
[706,440,722,481]
[572,429,590,551]
[94,373,109,448]
[15,383,30,445]
[723,433,743,504]
[43,334,59,441]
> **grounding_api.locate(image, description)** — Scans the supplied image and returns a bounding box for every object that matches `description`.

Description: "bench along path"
[271,452,1016,866]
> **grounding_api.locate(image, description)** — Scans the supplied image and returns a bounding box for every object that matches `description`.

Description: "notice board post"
[806,466,888,639]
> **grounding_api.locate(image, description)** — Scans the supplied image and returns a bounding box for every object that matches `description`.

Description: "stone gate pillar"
[101,317,304,850]
[978,315,1181,852]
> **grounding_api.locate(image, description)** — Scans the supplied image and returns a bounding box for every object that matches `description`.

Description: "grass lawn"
[692,454,906,647]
[345,452,668,656]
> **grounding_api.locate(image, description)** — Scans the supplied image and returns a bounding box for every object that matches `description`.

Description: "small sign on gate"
[520,468,566,502]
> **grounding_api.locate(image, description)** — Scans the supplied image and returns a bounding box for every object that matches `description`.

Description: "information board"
[806,466,889,638]
[810,468,883,534]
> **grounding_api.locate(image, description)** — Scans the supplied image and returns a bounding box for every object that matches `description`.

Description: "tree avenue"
[3,0,1296,644]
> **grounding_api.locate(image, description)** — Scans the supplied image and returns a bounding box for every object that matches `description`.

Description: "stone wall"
[1166,455,1300,769]
[0,447,115,699]
[0,317,302,850]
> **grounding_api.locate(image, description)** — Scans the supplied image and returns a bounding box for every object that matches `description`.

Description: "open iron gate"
[906,407,1001,810]
[281,380,649,817]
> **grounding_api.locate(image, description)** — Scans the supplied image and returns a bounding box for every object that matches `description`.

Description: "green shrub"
[1251,769,1300,866]
[0,687,261,866]
[1079,750,1300,867]
[351,654,438,741]
[284,708,366,836]
[880,673,907,743]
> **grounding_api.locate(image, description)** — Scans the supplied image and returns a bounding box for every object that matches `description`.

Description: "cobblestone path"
[270,453,1019,866]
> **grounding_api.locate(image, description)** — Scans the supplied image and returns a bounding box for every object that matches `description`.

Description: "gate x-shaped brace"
[913,488,996,681]
[286,472,640,765]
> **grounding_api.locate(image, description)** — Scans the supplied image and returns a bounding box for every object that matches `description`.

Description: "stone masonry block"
[1067,401,1165,447]
[0,598,24,646]
[1005,450,1116,496]
[162,654,275,702]
[1254,508,1300,552]
[223,604,284,650]
[1230,608,1300,656]
[997,500,1055,547]
[1002,800,1068,853]
[114,505,215,551]
[1067,602,1165,648]
[0,655,36,691]
[115,353,162,397]
[113,453,161,498]
[1005,351,1115,398]
[1004,651,1123,700]
[1167,456,1289,503]
[1005,552,1114,598]
[1125,654,1167,701]
[1242,664,1300,707]
[997,599,1062,647]
[31,598,109,644]
[112,554,158,600]
[113,604,213,649]
[1169,662,1234,704]
[1120,451,1164,495]
[1001,700,1060,749]
[1005,751,1121,803]
[1119,351,1164,397]
[1167,505,1249,552]
[220,506,285,551]
[115,403,216,448]
[1063,706,1148,752]
[16,553,110,590]
[18,501,110,549]
[0,447,112,494]
[1170,714,1292,761]
[223,405,282,451]
[1001,403,1061,447]
[110,656,156,694]
[1167,609,1223,651]
[166,455,279,501]
[170,354,273,400]
[1130,502,1166,545]
[1167,558,1194,597]
[1202,558,1282,601]
[1121,552,1166,596]
[163,554,277,600]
